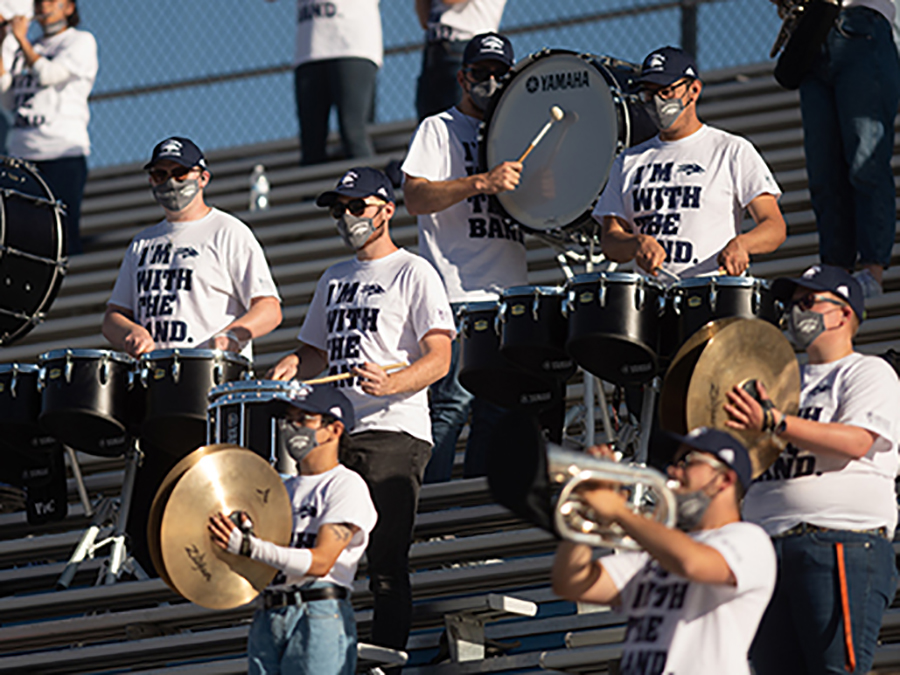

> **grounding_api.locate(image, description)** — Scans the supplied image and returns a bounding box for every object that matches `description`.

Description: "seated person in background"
[594,46,786,282]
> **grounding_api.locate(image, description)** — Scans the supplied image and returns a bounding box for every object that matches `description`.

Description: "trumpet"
[548,445,677,551]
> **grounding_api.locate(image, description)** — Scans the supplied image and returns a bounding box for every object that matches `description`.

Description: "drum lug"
[460,315,469,338]
[532,292,540,322]
[709,277,718,313]
[598,277,607,308]
[100,353,110,386]
[140,361,149,389]
[127,369,135,391]
[9,363,17,398]
[672,292,683,315]
[65,351,73,384]
[172,350,181,384]
[37,367,46,393]
[635,281,646,310]
[658,294,666,316]
[616,139,625,154]
[563,290,574,317]
[214,361,224,386]
[493,312,502,336]
[752,285,761,314]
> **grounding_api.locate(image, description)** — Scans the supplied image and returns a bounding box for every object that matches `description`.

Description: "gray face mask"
[674,489,711,531]
[41,18,67,36]
[337,213,378,250]
[277,420,319,464]
[152,178,200,212]
[787,305,827,350]
[644,96,685,131]
[470,78,500,112]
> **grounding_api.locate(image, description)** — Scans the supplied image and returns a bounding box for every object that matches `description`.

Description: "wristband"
[225,527,243,555]
[773,410,788,436]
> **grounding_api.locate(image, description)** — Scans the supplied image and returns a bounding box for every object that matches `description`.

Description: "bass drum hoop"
[478,49,635,232]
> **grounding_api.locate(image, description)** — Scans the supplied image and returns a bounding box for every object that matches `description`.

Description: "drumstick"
[654,266,681,282]
[517,106,565,163]
[302,362,408,385]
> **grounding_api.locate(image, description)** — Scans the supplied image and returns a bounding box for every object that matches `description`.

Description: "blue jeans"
[294,57,377,166]
[424,305,507,483]
[34,155,88,256]
[800,6,900,270]
[248,582,357,675]
[750,529,897,675]
[415,40,466,121]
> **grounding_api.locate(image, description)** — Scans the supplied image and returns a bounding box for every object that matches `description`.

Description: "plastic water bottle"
[249,164,270,211]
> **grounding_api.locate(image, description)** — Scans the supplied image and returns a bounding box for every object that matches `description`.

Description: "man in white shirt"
[210,384,377,675]
[595,46,786,283]
[414,0,506,120]
[551,428,776,675]
[403,32,526,483]
[726,264,900,674]
[269,167,455,650]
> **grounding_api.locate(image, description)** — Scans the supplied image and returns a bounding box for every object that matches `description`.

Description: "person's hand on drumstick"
[353,361,397,397]
[267,353,300,381]
[122,326,156,358]
[717,237,750,276]
[632,233,668,276]
[474,161,522,195]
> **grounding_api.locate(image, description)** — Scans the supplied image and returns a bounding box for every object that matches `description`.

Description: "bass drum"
[0,157,66,346]
[479,50,656,233]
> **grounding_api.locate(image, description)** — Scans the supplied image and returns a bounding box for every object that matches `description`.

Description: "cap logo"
[719,449,735,465]
[685,66,696,76]
[647,53,666,70]
[802,265,821,279]
[837,284,849,298]
[329,406,342,419]
[480,35,506,54]
[159,139,183,157]
[377,186,388,197]
[339,171,357,187]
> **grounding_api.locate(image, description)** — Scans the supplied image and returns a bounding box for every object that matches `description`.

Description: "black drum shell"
[207,392,295,474]
[0,365,44,457]
[565,275,664,385]
[499,290,575,380]
[38,352,138,457]
[141,351,250,458]
[459,304,556,410]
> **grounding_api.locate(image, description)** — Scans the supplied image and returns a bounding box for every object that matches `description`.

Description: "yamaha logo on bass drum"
[526,69,591,94]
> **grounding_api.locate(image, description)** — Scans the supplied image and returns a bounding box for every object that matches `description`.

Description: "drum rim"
[138,348,251,366]
[208,379,307,397]
[502,285,566,298]
[207,391,303,408]
[568,272,666,290]
[0,363,40,373]
[39,349,136,365]
[459,301,501,314]
[671,276,770,290]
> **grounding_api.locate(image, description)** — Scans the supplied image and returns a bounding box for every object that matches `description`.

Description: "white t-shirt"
[270,464,377,591]
[425,0,506,42]
[0,27,97,160]
[107,208,281,360]
[743,352,900,536]
[592,125,781,283]
[601,522,776,675]
[402,107,528,303]
[293,0,383,68]
[298,248,456,443]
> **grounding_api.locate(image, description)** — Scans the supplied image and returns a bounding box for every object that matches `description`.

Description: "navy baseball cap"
[463,33,514,68]
[659,427,752,490]
[316,167,395,207]
[143,137,209,172]
[771,264,865,322]
[638,46,699,87]
[286,384,355,432]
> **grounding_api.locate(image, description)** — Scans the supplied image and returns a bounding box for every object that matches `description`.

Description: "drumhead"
[140,348,251,368]
[501,285,566,299]
[672,276,769,290]
[39,349,136,365]
[0,157,66,346]
[480,50,630,231]
[568,272,666,291]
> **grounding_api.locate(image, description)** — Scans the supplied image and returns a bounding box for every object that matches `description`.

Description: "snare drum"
[207,379,307,475]
[565,273,666,385]
[38,349,139,457]
[498,286,575,380]
[459,301,556,409]
[663,276,777,358]
[140,349,251,457]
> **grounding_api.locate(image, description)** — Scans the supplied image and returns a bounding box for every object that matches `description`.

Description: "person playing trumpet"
[268,167,456,652]
[551,428,776,675]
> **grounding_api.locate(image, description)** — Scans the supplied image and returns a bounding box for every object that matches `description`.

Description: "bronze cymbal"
[159,445,292,610]
[148,444,235,589]
[684,318,800,478]
[659,317,742,433]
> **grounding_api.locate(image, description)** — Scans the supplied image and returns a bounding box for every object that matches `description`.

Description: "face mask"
[674,489,711,531]
[337,213,378,250]
[41,19,67,36]
[469,78,499,112]
[277,420,319,464]
[787,305,827,350]
[644,96,685,131]
[152,177,200,212]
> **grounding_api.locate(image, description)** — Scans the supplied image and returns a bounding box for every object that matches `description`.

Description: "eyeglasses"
[329,198,384,219]
[465,64,509,83]
[639,78,693,103]
[671,451,726,472]
[148,165,198,183]
[789,294,848,312]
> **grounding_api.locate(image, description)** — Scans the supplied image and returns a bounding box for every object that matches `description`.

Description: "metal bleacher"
[2,60,900,674]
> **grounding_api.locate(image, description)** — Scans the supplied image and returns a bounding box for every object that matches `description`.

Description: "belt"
[262,585,348,610]
[773,522,890,540]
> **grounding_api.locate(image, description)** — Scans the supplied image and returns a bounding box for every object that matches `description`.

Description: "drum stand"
[56,440,148,589]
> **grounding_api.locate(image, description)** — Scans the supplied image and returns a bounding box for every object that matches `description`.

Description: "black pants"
[34,155,88,256]
[341,430,431,651]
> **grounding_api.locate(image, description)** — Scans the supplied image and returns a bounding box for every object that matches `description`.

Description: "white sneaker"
[854,269,883,298]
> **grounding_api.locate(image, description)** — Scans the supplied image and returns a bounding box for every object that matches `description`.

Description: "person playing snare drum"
[594,46,786,283]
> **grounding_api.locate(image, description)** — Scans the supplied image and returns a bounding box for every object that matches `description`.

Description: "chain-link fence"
[78,0,780,169]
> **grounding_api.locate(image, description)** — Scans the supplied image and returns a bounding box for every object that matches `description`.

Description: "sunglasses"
[671,450,726,472]
[466,65,509,83]
[329,198,384,219]
[148,165,198,183]
[789,295,848,312]
[639,78,693,103]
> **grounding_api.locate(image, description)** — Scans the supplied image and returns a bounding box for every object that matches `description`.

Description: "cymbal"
[659,317,742,433]
[148,443,234,588]
[158,445,292,610]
